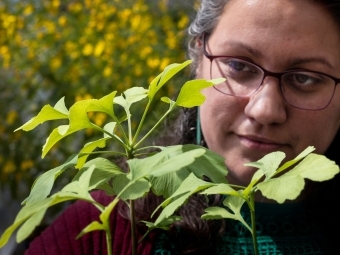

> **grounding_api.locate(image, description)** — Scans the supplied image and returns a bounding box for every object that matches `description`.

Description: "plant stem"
[228,184,247,190]
[249,193,259,255]
[132,100,151,145]
[93,125,130,151]
[79,151,127,157]
[125,147,137,255]
[130,200,137,255]
[106,228,113,255]
[109,113,130,144]
[134,108,173,148]
[128,115,132,144]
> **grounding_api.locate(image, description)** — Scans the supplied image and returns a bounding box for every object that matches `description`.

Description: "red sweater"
[24,191,155,255]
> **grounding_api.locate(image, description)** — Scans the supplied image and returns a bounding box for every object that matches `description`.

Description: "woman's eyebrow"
[222,41,334,70]
[290,57,333,69]
[221,40,264,58]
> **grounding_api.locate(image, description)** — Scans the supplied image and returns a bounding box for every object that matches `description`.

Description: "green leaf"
[222,195,245,215]
[0,197,53,248]
[153,173,214,224]
[76,138,111,169]
[73,158,124,191]
[285,153,339,181]
[114,87,148,117]
[99,198,119,228]
[160,97,176,109]
[54,97,69,115]
[200,183,238,196]
[276,146,315,174]
[76,221,106,239]
[154,195,188,225]
[175,78,225,108]
[145,148,206,177]
[158,172,213,208]
[257,152,339,203]
[42,92,117,157]
[149,145,228,199]
[86,91,117,118]
[244,169,264,197]
[256,174,305,203]
[103,122,117,138]
[201,194,250,232]
[1,191,95,248]
[150,169,190,198]
[17,208,47,243]
[148,73,163,99]
[222,195,251,233]
[244,151,285,180]
[60,167,96,200]
[78,164,96,191]
[182,145,228,184]
[148,60,192,99]
[23,154,78,205]
[202,206,237,220]
[112,175,151,200]
[124,87,149,104]
[128,145,205,181]
[96,182,115,196]
[15,97,68,132]
[142,215,182,231]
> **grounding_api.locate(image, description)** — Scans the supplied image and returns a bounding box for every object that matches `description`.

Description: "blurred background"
[0,0,196,254]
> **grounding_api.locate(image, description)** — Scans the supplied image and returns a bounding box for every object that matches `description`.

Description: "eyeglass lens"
[211,57,336,110]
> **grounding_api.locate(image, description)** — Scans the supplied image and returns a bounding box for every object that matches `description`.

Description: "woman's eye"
[288,73,321,86]
[229,61,247,71]
[294,74,315,84]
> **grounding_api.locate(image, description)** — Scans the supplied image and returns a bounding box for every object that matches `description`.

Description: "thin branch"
[134,108,173,148]
[132,99,152,145]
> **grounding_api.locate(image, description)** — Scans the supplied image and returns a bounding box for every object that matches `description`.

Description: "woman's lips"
[238,135,284,152]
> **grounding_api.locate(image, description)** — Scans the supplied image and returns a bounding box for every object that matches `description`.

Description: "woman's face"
[198,0,340,186]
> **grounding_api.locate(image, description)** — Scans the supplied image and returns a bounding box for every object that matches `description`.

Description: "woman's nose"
[244,77,287,125]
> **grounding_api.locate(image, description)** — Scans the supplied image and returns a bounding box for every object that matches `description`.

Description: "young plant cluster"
[0,61,339,255]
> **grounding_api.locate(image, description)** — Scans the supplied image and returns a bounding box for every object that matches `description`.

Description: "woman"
[25,0,340,254]
[153,0,340,254]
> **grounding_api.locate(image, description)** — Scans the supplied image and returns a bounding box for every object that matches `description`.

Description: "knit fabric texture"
[153,202,335,255]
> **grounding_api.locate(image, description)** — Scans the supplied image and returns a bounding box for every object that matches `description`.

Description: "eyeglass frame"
[202,33,340,110]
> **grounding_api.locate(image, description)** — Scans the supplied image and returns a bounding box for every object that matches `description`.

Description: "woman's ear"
[197,37,203,47]
[195,38,203,78]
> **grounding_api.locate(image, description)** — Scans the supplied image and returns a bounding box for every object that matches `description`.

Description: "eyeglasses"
[203,34,340,110]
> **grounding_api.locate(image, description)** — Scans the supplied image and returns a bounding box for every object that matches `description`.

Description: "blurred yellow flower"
[21,160,34,171]
[94,40,106,57]
[147,58,160,69]
[23,5,34,16]
[69,3,83,13]
[94,112,107,127]
[6,110,18,125]
[160,58,171,70]
[83,44,94,56]
[50,57,62,70]
[103,66,112,77]
[51,0,60,9]
[120,9,132,21]
[178,16,189,29]
[166,36,177,50]
[4,160,16,174]
[140,46,153,59]
[58,16,67,27]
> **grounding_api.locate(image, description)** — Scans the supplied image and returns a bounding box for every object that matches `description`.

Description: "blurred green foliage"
[0,0,196,200]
